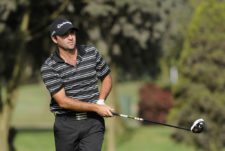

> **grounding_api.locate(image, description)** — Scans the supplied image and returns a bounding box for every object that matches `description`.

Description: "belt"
[55,112,99,120]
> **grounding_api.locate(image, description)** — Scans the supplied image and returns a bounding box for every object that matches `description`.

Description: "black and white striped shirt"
[41,45,110,115]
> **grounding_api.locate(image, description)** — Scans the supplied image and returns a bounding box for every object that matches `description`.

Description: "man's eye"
[62,31,75,37]
[62,32,69,37]
[69,31,76,35]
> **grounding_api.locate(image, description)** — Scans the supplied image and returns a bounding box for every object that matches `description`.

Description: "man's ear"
[51,36,58,44]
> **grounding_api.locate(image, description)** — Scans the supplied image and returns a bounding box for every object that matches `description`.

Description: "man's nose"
[68,34,74,39]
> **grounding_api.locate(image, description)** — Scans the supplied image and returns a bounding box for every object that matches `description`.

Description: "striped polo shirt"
[41,45,110,116]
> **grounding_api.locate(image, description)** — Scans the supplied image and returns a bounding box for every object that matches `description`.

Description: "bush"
[138,83,173,124]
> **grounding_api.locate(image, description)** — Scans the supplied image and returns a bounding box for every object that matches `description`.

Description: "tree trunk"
[0,112,9,151]
[105,64,127,151]
[0,89,18,151]
[105,64,117,151]
[0,10,30,151]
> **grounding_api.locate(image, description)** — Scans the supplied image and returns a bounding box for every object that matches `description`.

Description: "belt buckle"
[75,112,88,120]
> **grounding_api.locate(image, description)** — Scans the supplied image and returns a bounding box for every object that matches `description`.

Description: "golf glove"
[96,99,105,105]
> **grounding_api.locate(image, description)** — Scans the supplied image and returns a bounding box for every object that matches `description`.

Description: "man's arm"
[53,88,113,117]
[99,74,112,100]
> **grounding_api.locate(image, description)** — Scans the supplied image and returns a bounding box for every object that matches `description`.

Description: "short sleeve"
[40,64,63,95]
[95,49,111,80]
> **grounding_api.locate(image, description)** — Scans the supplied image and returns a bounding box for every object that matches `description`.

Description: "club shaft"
[112,112,190,131]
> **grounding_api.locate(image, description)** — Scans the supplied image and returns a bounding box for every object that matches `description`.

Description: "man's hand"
[95,104,114,117]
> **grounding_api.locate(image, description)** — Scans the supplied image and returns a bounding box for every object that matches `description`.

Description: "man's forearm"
[58,96,113,116]
[58,96,98,112]
[99,74,112,100]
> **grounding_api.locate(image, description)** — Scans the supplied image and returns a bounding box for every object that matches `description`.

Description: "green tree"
[0,0,193,150]
[0,1,71,150]
[172,0,225,151]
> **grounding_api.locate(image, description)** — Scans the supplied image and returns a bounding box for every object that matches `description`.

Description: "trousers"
[54,113,105,151]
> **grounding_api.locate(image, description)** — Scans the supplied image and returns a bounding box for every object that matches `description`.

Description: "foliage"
[0,1,74,151]
[138,83,173,124]
[0,0,192,83]
[0,0,193,150]
[64,0,191,81]
[172,0,225,150]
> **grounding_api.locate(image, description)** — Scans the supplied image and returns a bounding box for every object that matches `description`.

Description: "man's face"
[53,29,76,51]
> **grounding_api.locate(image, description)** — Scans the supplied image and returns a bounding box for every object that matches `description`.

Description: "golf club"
[112,112,205,133]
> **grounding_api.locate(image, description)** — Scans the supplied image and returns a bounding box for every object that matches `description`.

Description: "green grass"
[117,126,199,151]
[15,131,55,151]
[12,82,200,151]
[14,126,199,151]
[12,83,54,128]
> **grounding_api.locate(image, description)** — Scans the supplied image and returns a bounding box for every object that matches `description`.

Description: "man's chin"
[65,46,76,52]
[65,48,75,52]
[58,44,75,52]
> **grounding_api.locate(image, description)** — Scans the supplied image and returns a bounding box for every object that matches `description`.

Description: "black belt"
[55,112,100,120]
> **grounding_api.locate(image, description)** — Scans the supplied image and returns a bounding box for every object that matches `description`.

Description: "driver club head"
[190,118,205,133]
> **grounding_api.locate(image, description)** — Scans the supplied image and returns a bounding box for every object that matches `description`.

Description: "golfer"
[41,18,113,151]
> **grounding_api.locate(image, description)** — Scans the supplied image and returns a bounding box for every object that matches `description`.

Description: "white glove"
[96,99,105,105]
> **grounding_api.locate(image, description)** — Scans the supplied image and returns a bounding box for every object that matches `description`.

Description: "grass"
[12,82,200,151]
[14,131,55,151]
[12,83,54,128]
[14,126,199,151]
[117,126,199,151]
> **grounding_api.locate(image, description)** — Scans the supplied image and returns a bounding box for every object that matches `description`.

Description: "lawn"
[15,131,55,151]
[117,126,199,151]
[14,126,199,151]
[12,82,200,151]
[11,82,54,128]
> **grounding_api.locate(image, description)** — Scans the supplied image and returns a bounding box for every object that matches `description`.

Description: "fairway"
[14,126,200,151]
[13,82,200,151]
[117,126,199,151]
[11,83,54,128]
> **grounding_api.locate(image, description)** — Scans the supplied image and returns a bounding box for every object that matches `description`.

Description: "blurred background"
[0,0,225,151]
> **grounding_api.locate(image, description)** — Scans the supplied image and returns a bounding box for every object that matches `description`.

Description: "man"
[41,18,113,151]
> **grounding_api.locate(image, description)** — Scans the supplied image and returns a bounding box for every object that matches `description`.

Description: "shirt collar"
[52,45,86,63]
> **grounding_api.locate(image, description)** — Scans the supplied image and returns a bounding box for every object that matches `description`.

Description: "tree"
[0,1,30,150]
[171,0,225,150]
[0,1,72,150]
[0,0,193,150]
[81,0,191,81]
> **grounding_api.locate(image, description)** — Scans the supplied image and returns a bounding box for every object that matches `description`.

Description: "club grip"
[111,112,120,116]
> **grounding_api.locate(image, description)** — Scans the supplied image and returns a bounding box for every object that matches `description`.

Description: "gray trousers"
[54,114,105,151]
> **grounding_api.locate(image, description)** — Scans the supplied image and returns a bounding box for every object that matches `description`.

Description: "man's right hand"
[95,104,114,117]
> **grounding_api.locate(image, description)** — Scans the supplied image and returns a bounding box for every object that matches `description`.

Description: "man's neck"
[59,48,78,66]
